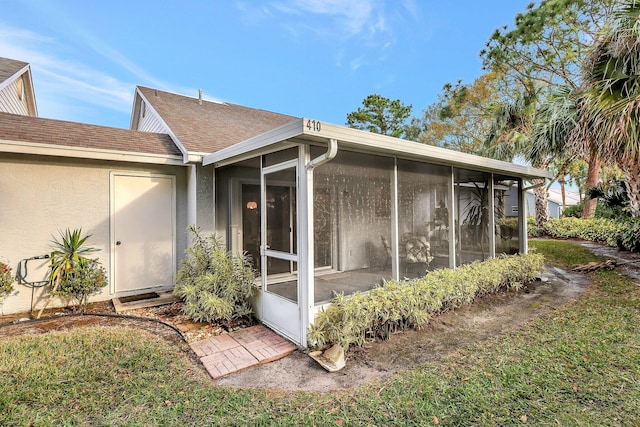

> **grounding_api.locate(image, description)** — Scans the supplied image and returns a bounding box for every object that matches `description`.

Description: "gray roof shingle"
[0,57,28,84]
[0,112,181,157]
[138,86,298,154]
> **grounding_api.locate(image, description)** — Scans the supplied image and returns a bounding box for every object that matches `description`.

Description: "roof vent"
[154,89,158,97]
[198,89,203,105]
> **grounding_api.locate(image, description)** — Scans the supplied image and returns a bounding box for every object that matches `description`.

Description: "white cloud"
[0,21,224,125]
[271,0,381,37]
[0,23,136,121]
[282,0,376,35]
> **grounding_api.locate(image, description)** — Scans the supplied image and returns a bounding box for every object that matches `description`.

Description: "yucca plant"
[36,228,99,318]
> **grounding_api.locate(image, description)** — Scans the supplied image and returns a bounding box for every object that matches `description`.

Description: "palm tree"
[481,90,562,230]
[577,0,640,217]
[532,86,604,220]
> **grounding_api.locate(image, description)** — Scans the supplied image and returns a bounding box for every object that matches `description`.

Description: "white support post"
[299,144,313,347]
[519,179,528,254]
[187,164,198,228]
[449,167,456,268]
[488,175,496,259]
[391,157,400,281]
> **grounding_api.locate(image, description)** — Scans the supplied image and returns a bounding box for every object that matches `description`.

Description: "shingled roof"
[0,112,181,157]
[138,86,298,154]
[0,57,28,84]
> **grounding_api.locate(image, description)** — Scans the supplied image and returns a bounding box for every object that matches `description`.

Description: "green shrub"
[52,260,106,313]
[537,216,640,253]
[1,260,15,304]
[174,226,256,323]
[562,203,583,218]
[527,216,540,236]
[542,217,623,246]
[308,253,545,350]
[617,217,640,252]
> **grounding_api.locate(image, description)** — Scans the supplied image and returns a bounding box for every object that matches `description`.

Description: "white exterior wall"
[0,77,29,116]
[0,153,189,315]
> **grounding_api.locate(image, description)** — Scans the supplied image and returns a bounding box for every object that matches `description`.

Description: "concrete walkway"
[190,325,297,379]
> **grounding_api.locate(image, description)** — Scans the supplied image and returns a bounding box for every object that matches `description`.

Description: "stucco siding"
[0,78,29,116]
[0,153,189,315]
[196,164,215,232]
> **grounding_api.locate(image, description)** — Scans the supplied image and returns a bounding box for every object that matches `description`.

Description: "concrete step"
[112,290,180,313]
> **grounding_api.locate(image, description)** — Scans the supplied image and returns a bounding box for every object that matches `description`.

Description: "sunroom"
[204,119,550,347]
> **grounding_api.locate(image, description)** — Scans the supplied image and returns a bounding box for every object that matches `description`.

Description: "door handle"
[116,241,122,246]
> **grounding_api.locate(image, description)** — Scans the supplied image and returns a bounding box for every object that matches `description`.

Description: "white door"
[111,173,176,295]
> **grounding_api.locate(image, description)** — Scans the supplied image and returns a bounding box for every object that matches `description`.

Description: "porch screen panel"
[397,159,451,276]
[264,167,297,276]
[313,150,393,305]
[454,168,492,264]
[494,176,520,255]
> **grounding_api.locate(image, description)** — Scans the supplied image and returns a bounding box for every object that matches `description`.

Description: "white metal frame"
[259,158,302,342]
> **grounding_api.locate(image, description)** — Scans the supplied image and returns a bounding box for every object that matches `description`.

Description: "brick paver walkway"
[190,325,296,379]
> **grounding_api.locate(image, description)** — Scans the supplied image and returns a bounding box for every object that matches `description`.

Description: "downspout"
[301,138,338,347]
[307,138,338,170]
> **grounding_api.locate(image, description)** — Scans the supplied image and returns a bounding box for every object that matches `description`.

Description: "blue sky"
[1,0,532,130]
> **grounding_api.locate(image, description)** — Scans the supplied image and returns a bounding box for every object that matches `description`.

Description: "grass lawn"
[1,240,639,426]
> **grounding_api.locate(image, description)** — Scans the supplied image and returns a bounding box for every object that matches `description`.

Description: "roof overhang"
[203,118,552,180]
[0,139,185,165]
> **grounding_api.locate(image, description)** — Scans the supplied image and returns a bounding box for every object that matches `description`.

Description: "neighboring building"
[505,186,581,218]
[543,188,581,218]
[0,58,550,346]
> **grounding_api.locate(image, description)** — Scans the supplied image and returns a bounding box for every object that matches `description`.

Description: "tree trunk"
[582,155,602,219]
[624,162,640,217]
[534,185,549,230]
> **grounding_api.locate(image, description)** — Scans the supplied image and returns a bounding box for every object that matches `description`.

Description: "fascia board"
[0,139,185,166]
[202,117,550,180]
[129,90,142,130]
[23,66,38,116]
[306,121,551,180]
[202,119,304,166]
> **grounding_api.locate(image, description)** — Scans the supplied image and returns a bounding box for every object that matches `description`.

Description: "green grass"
[529,239,601,268]
[2,240,640,426]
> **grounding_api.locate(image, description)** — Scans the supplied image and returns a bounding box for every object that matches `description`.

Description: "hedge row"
[536,217,640,252]
[307,253,545,350]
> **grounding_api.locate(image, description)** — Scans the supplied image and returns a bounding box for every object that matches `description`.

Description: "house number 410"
[306,119,321,132]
